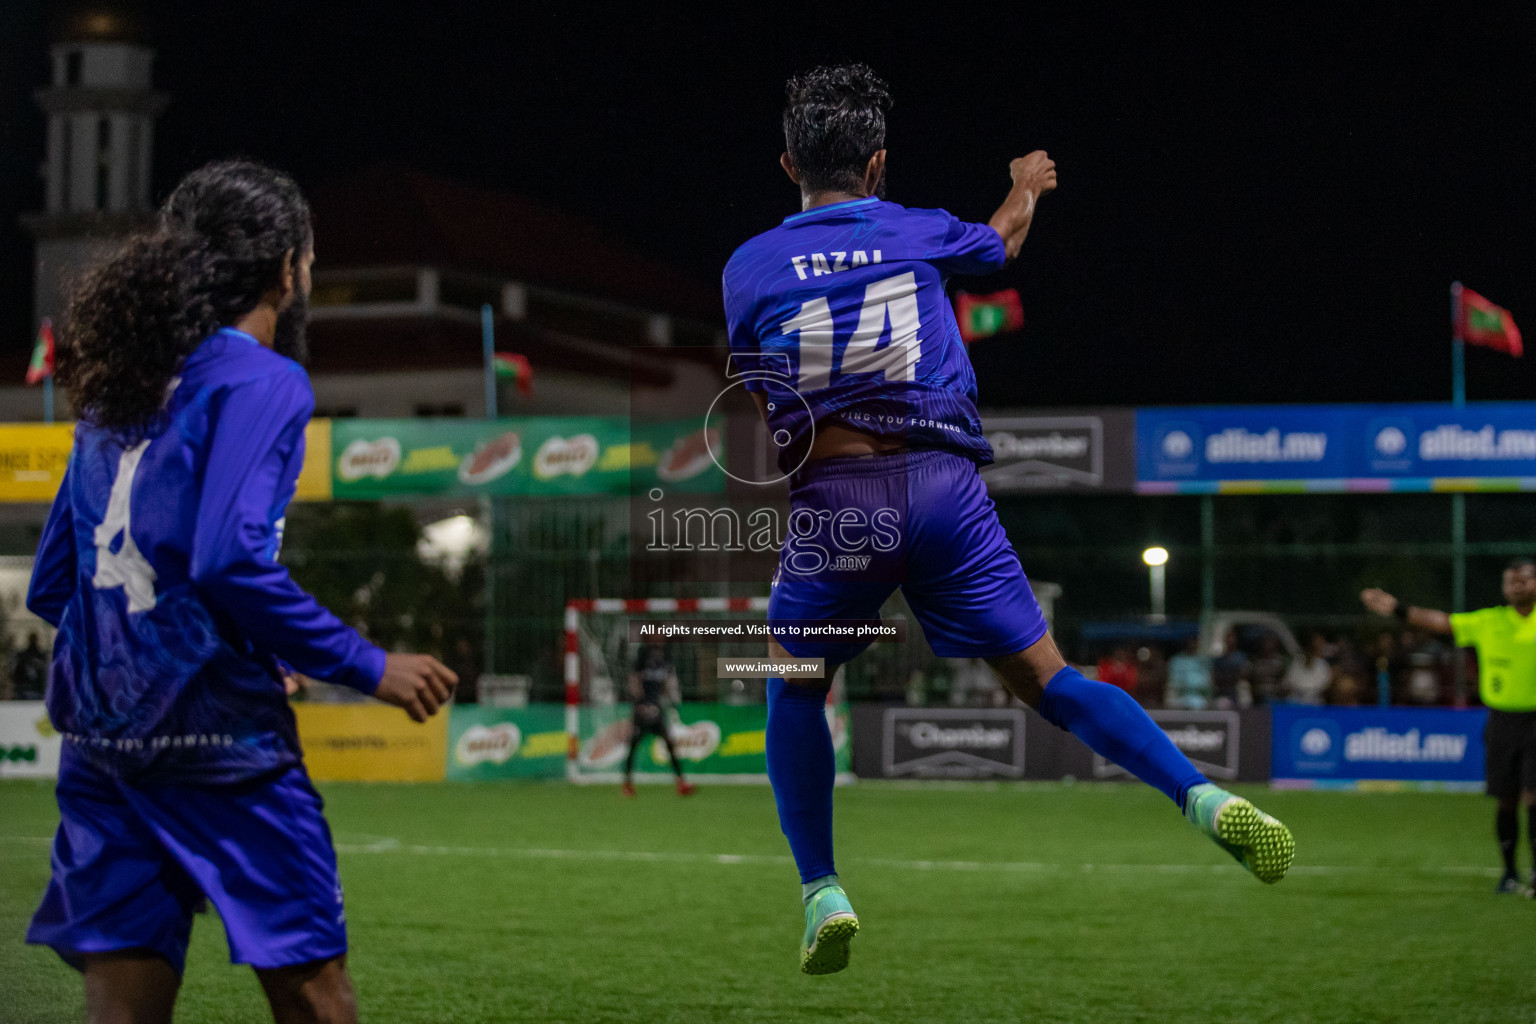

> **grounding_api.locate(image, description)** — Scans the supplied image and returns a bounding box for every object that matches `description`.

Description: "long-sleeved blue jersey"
[28,327,385,783]
[722,197,1007,474]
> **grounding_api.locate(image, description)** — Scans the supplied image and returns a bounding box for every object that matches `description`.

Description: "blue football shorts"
[769,448,1048,668]
[27,746,347,974]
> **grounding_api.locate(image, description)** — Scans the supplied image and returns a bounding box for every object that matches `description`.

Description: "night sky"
[2,3,1533,408]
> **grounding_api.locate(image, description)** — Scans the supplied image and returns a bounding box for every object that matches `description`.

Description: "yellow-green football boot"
[1185,783,1295,884]
[800,882,859,975]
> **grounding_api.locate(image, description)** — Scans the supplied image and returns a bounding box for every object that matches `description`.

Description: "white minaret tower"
[23,4,167,328]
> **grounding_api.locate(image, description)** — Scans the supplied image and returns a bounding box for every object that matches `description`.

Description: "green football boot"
[800,884,859,975]
[1185,783,1296,884]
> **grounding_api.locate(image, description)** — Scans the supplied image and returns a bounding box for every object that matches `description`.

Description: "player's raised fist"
[1010,151,1057,198]
[375,653,459,722]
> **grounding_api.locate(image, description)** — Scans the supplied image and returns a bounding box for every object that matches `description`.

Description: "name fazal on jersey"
[790,250,883,280]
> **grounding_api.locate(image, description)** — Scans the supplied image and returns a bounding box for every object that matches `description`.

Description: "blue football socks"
[765,676,837,883]
[1039,665,1207,810]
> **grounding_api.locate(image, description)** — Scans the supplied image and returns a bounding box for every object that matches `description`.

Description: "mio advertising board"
[574,702,851,782]
[331,417,723,499]
[447,704,571,780]
[0,701,62,778]
[1271,705,1487,788]
[881,708,1027,779]
[1136,403,1536,491]
[1093,710,1240,781]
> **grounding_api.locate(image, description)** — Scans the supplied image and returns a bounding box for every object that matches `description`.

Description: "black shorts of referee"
[1485,709,1536,799]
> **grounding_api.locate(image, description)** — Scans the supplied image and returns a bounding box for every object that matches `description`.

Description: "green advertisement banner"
[447,704,569,780]
[331,417,723,499]
[448,702,852,781]
[575,701,851,779]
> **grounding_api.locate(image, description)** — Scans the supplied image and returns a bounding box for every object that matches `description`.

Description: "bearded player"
[25,161,457,1024]
[723,65,1296,976]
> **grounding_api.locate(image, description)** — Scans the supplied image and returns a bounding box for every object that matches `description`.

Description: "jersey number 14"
[779,272,921,392]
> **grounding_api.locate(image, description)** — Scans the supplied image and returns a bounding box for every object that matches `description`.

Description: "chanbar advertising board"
[881,707,1026,779]
[1138,403,1536,493]
[331,417,724,499]
[980,410,1135,493]
[1093,709,1240,781]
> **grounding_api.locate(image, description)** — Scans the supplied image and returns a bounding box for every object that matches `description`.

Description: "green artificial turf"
[2,780,1531,1023]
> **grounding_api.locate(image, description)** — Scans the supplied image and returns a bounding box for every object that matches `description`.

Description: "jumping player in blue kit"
[723,65,1296,976]
[25,161,457,1024]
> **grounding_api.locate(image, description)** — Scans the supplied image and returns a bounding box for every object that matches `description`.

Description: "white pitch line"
[0,835,1505,878]
[325,838,1500,878]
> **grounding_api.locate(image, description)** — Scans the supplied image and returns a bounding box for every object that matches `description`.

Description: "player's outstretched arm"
[987,151,1057,261]
[1360,587,1452,635]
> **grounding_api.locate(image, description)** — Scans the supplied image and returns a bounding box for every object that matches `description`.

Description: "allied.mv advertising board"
[1271,705,1487,789]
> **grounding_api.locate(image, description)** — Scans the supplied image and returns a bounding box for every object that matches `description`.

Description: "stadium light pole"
[1143,546,1168,623]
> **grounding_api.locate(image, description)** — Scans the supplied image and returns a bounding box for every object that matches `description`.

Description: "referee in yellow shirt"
[1362,557,1536,894]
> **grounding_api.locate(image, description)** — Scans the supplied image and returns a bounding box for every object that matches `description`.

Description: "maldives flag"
[493,352,533,395]
[954,289,1024,343]
[25,318,54,385]
[1455,284,1522,357]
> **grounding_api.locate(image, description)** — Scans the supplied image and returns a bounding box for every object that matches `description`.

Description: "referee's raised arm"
[1360,588,1453,635]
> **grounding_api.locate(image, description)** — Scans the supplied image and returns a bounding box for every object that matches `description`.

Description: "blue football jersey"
[27,328,385,783]
[722,197,1006,474]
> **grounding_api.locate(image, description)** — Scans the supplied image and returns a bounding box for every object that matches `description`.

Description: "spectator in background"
[11,632,46,701]
[1403,636,1444,705]
[1249,632,1288,705]
[1283,632,1331,704]
[1325,644,1367,705]
[1096,646,1139,700]
[1165,636,1213,710]
[1136,646,1168,708]
[1369,632,1401,705]
[1326,638,1371,705]
[1211,628,1251,708]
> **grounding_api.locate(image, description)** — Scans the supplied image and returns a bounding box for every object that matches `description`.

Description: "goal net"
[563,596,853,784]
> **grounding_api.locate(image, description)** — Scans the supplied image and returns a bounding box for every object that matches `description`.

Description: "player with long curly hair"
[27,160,457,1024]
